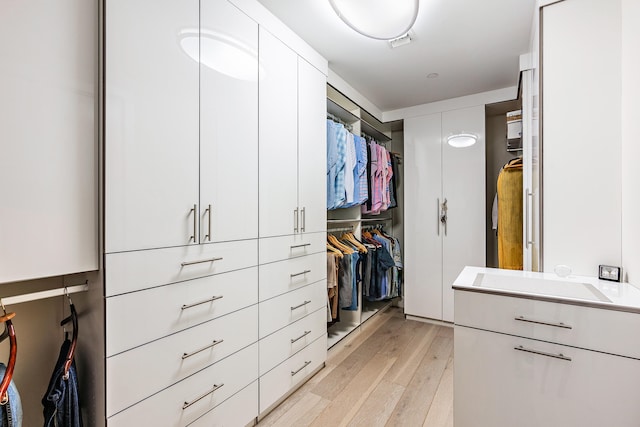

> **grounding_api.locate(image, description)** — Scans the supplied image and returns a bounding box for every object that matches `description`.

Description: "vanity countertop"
[453,266,640,314]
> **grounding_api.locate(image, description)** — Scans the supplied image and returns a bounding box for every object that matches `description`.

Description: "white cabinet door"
[455,326,640,427]
[297,58,327,234]
[441,106,485,322]
[0,0,98,283]
[259,28,298,238]
[200,0,258,243]
[403,113,443,320]
[105,0,199,253]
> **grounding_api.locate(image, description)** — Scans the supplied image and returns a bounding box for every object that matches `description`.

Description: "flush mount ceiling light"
[447,133,478,148]
[329,0,419,40]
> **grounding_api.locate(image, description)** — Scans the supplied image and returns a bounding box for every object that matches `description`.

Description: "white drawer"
[259,307,326,375]
[105,239,258,296]
[455,290,640,359]
[190,381,258,427]
[259,252,326,302]
[108,343,258,426]
[259,335,326,414]
[259,281,327,338]
[259,232,326,265]
[106,305,258,417]
[106,267,257,356]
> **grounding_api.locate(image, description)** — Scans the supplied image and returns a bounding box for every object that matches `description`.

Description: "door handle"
[440,198,448,236]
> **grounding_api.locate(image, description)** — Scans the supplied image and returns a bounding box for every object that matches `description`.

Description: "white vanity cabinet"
[454,271,640,427]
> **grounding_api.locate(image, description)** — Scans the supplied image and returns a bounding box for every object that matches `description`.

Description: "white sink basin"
[472,273,611,303]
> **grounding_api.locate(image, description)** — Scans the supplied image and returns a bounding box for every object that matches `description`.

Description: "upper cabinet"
[0,0,98,283]
[105,0,259,253]
[259,28,327,238]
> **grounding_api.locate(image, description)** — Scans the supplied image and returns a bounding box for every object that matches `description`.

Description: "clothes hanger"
[0,300,17,406]
[60,289,78,380]
[327,234,354,254]
[326,242,344,259]
[342,232,367,253]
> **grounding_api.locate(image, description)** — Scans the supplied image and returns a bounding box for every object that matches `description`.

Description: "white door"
[403,113,443,320]
[297,58,327,234]
[105,0,199,253]
[200,0,258,243]
[441,106,485,322]
[258,28,299,238]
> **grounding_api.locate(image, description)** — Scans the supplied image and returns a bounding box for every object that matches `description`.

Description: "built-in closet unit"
[404,106,485,323]
[325,86,404,347]
[104,0,328,424]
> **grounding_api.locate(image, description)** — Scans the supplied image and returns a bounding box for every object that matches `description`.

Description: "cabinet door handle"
[515,316,572,329]
[290,330,312,344]
[294,208,299,233]
[190,204,197,242]
[182,339,224,360]
[514,345,572,361]
[181,295,223,310]
[440,198,448,236]
[290,300,311,311]
[525,190,534,247]
[301,207,306,232]
[204,204,212,242]
[181,257,223,267]
[290,270,311,278]
[182,383,224,410]
[290,243,311,249]
[290,360,312,376]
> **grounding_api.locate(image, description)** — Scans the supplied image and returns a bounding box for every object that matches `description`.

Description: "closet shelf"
[361,217,392,223]
[361,119,392,142]
[327,99,359,124]
[327,218,361,224]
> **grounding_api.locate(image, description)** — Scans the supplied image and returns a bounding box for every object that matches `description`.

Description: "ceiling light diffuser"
[447,133,478,148]
[329,0,419,40]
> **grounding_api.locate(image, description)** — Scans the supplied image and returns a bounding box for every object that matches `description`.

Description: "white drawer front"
[105,239,257,296]
[106,305,258,417]
[259,307,326,375]
[455,290,640,359]
[259,252,326,301]
[108,343,258,426]
[259,281,327,338]
[259,335,326,414]
[107,267,257,356]
[190,381,258,427]
[259,232,326,265]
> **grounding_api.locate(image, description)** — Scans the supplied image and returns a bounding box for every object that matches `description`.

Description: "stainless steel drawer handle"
[182,383,224,410]
[290,300,311,311]
[290,270,311,278]
[291,361,312,376]
[182,339,224,360]
[514,345,572,361]
[181,257,223,267]
[181,295,223,310]
[290,243,311,249]
[515,316,572,329]
[290,330,312,344]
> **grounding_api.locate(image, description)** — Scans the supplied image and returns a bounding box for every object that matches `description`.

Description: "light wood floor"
[258,307,454,427]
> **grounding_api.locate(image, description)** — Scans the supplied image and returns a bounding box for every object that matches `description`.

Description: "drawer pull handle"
[515,316,572,329]
[290,270,311,278]
[290,300,311,311]
[290,243,311,249]
[181,296,223,310]
[181,257,223,267]
[182,383,224,410]
[182,339,224,360]
[514,345,572,361]
[291,360,312,376]
[291,330,312,344]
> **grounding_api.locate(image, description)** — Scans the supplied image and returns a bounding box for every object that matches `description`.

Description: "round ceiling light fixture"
[447,133,478,148]
[328,0,419,40]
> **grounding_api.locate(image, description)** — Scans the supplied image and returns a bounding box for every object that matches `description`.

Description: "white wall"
[621,0,640,283]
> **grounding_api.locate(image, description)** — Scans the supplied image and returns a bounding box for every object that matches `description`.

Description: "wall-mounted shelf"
[327,98,359,125]
[361,119,392,142]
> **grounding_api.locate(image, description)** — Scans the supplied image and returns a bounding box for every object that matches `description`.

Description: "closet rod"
[2,282,89,306]
[327,226,354,233]
[327,113,353,131]
[361,217,392,223]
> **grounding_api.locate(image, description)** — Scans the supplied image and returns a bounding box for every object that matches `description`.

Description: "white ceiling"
[257,0,536,112]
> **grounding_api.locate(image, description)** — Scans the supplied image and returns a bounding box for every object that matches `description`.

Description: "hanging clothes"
[0,364,22,427]
[497,157,523,270]
[43,339,83,427]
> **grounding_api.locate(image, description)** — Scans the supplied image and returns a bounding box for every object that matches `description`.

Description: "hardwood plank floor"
[258,308,454,427]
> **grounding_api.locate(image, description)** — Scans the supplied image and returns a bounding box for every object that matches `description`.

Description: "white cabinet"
[455,318,640,427]
[404,106,485,322]
[0,0,98,283]
[259,28,327,238]
[106,0,258,253]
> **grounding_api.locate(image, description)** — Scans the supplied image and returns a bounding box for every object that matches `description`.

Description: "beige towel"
[497,161,523,270]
